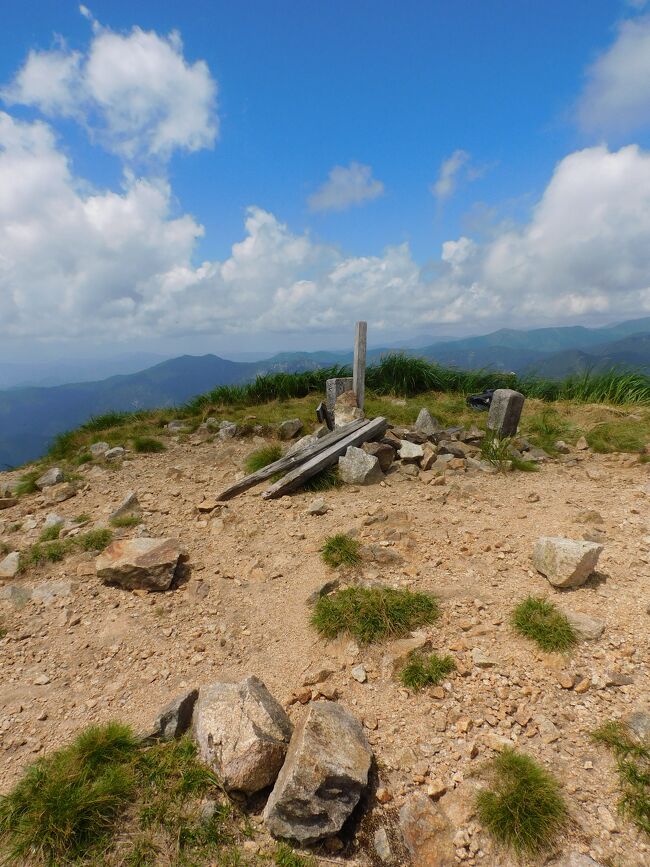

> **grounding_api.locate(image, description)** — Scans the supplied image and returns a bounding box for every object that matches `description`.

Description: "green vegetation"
[320,533,362,568]
[523,407,573,454]
[275,842,315,866]
[38,525,61,542]
[512,596,577,652]
[82,412,133,432]
[399,652,455,690]
[110,514,142,529]
[19,529,112,572]
[75,514,91,524]
[299,466,342,492]
[132,436,166,454]
[312,586,440,644]
[476,748,567,856]
[586,420,648,454]
[480,432,538,473]
[592,721,650,834]
[0,724,249,866]
[15,470,40,497]
[244,444,283,474]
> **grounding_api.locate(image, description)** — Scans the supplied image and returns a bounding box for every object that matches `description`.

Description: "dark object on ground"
[316,401,334,430]
[467,389,495,410]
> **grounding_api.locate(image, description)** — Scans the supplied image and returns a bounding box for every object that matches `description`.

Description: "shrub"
[132,436,166,454]
[512,596,577,652]
[299,466,342,492]
[19,540,71,571]
[586,421,647,454]
[476,748,567,855]
[312,586,440,643]
[480,432,512,472]
[38,525,61,542]
[82,412,131,431]
[110,514,142,529]
[14,471,40,497]
[320,533,362,568]
[76,529,113,552]
[399,652,455,690]
[245,444,283,474]
[592,721,649,834]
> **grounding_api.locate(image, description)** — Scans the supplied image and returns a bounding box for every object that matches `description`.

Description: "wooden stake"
[353,320,367,410]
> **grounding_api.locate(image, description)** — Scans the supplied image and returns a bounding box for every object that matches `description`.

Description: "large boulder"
[278,419,303,440]
[193,676,292,793]
[263,701,372,843]
[36,467,64,489]
[338,446,384,485]
[399,791,455,866]
[533,537,603,588]
[96,537,183,591]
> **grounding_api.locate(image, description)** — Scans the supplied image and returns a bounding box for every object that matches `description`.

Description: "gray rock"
[414,408,441,437]
[374,827,392,862]
[263,701,372,843]
[362,441,396,472]
[487,388,525,437]
[325,376,354,413]
[554,440,571,454]
[278,418,303,440]
[218,421,238,440]
[96,537,183,591]
[153,689,199,740]
[338,446,384,485]
[32,580,72,605]
[193,676,292,793]
[626,710,650,740]
[43,513,65,528]
[109,491,141,522]
[104,447,125,460]
[286,434,318,457]
[167,420,190,433]
[437,441,466,458]
[533,537,603,588]
[399,440,424,462]
[307,497,329,516]
[89,441,110,457]
[0,583,31,607]
[36,467,64,489]
[334,391,363,428]
[351,664,367,683]
[43,483,76,504]
[0,551,20,579]
[399,791,454,866]
[563,609,605,640]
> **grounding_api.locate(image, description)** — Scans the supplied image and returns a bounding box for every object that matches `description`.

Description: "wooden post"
[353,320,367,410]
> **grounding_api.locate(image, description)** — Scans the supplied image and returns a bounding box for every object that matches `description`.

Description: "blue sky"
[1,1,650,359]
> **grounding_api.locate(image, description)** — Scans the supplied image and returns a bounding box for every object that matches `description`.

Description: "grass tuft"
[399,652,455,690]
[512,596,577,652]
[298,466,342,492]
[15,471,40,497]
[320,533,362,568]
[132,436,166,454]
[245,444,283,474]
[312,586,439,644]
[76,528,113,552]
[476,748,567,856]
[592,721,650,834]
[586,420,647,454]
[19,540,70,571]
[38,525,61,542]
[275,842,315,866]
[110,514,142,529]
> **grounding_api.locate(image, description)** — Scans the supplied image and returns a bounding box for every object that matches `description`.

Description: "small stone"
[472,647,496,668]
[576,436,589,450]
[278,418,303,440]
[307,498,329,516]
[376,786,393,804]
[597,805,617,833]
[399,791,455,867]
[152,689,199,740]
[109,491,141,522]
[414,408,441,437]
[96,537,184,591]
[399,440,425,462]
[104,447,125,460]
[563,610,605,640]
[374,827,392,862]
[351,664,367,683]
[426,779,447,800]
[33,673,51,686]
[0,551,19,579]
[89,441,110,457]
[557,672,575,689]
[362,441,396,472]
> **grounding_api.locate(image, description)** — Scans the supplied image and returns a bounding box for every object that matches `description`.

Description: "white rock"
[338,447,384,485]
[0,551,20,579]
[533,537,603,588]
[399,440,424,462]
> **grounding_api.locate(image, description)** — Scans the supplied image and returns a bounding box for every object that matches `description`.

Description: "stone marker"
[338,446,384,485]
[96,537,183,591]
[533,537,603,588]
[36,467,64,489]
[325,376,354,413]
[487,388,525,437]
[263,701,372,842]
[194,676,292,793]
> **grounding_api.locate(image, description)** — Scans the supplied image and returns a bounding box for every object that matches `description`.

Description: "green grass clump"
[82,412,132,432]
[476,748,567,856]
[19,540,71,571]
[38,525,61,542]
[110,514,142,529]
[512,596,577,652]
[480,432,513,472]
[15,471,40,497]
[75,514,91,524]
[312,586,440,644]
[586,420,647,454]
[275,842,315,866]
[299,466,342,492]
[524,408,573,454]
[132,436,166,454]
[0,724,247,866]
[76,529,113,552]
[245,444,283,474]
[592,721,650,834]
[320,533,362,568]
[0,721,139,864]
[399,652,455,690]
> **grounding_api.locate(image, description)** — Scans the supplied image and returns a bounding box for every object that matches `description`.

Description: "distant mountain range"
[1,316,649,469]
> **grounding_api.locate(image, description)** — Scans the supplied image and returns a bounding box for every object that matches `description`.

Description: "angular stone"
[562,609,605,640]
[0,551,19,579]
[306,497,328,516]
[420,442,438,470]
[43,512,65,528]
[43,482,76,504]
[415,408,441,437]
[487,389,525,437]
[334,390,363,428]
[374,827,392,862]
[109,491,141,522]
[194,676,292,793]
[338,446,384,485]
[626,711,650,740]
[36,467,64,489]
[89,441,110,457]
[96,537,183,591]
[278,418,303,440]
[399,440,424,462]
[286,434,318,458]
[218,422,238,440]
[153,688,199,740]
[104,446,125,460]
[326,376,354,413]
[362,441,395,472]
[382,633,429,677]
[533,537,603,588]
[263,702,371,843]
[399,791,455,867]
[0,497,18,510]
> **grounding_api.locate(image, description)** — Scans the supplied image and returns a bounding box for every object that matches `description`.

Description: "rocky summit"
[0,403,649,866]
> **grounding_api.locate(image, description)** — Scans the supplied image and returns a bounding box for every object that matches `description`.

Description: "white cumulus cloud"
[3,19,217,160]
[577,14,650,136]
[308,161,384,212]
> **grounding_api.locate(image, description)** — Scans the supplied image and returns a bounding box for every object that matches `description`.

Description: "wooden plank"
[261,416,388,499]
[353,320,367,410]
[215,419,367,501]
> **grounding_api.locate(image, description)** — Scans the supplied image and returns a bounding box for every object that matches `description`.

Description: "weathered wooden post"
[353,320,367,411]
